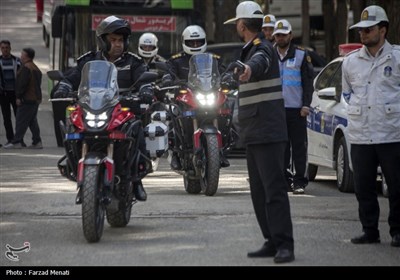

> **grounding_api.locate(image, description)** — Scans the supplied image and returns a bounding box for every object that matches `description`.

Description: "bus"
[43,0,202,72]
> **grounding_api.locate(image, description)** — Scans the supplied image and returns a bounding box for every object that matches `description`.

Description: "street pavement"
[1,0,399,269]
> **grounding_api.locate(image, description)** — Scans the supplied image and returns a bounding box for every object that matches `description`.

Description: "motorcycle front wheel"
[82,165,105,243]
[200,133,220,196]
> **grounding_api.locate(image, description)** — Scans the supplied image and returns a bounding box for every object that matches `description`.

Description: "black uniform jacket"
[238,34,288,146]
[64,51,146,91]
[166,52,226,82]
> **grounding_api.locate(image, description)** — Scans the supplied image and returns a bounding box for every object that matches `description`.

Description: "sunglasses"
[358,26,376,34]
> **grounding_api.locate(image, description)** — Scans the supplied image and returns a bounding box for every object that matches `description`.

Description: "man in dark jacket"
[273,19,314,194]
[0,40,22,146]
[4,48,42,149]
[53,15,149,202]
[224,1,294,264]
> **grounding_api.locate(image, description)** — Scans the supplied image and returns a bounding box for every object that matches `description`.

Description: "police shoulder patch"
[306,55,312,63]
[253,38,261,45]
[171,53,182,59]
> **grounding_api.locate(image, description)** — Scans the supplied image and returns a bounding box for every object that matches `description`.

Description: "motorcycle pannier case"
[144,121,168,158]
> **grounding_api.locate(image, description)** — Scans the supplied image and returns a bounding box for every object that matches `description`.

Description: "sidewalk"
[0,0,56,148]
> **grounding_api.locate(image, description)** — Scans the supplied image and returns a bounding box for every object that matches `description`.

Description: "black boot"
[170,153,182,170]
[220,152,230,168]
[133,181,147,201]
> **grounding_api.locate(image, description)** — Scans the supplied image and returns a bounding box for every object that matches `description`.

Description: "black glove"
[160,74,173,88]
[139,85,154,104]
[52,81,72,98]
[221,73,238,89]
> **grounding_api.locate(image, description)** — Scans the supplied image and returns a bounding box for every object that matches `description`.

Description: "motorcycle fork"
[75,142,115,205]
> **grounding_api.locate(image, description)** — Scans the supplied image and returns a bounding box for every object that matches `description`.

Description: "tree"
[302,0,310,47]
[213,0,240,43]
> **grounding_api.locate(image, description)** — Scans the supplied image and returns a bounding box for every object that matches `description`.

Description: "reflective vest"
[278,49,305,108]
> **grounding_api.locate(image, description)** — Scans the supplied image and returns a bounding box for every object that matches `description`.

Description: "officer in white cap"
[342,5,400,248]
[262,14,276,42]
[273,19,314,196]
[224,1,295,264]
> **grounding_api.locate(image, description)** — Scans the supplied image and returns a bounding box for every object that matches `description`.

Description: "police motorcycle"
[159,53,235,196]
[49,60,158,243]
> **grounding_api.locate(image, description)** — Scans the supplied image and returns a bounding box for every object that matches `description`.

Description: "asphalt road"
[1,0,399,270]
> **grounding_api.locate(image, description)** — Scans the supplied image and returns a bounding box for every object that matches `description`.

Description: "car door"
[308,59,343,168]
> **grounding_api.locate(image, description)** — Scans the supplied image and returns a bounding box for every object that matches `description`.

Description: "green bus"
[44,0,202,72]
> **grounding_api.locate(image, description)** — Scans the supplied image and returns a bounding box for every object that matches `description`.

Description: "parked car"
[307,44,387,196]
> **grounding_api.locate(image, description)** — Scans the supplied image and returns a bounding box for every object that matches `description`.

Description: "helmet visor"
[185,39,206,48]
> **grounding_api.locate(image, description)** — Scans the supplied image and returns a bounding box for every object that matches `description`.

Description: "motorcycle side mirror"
[47,70,65,81]
[154,61,169,73]
[129,71,158,91]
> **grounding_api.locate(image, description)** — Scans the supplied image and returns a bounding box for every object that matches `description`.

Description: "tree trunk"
[323,0,335,61]
[204,0,215,43]
[335,0,348,54]
[349,0,365,43]
[302,0,310,47]
[214,0,240,43]
[382,0,400,44]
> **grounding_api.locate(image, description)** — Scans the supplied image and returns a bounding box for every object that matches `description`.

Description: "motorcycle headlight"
[196,92,216,106]
[85,112,108,128]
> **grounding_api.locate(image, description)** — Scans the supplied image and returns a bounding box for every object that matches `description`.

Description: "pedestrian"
[224,1,294,263]
[53,15,150,202]
[35,0,44,22]
[4,48,43,149]
[262,14,276,43]
[342,5,400,247]
[273,19,314,194]
[0,40,22,146]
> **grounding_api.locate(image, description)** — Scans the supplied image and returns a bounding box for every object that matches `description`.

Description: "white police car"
[307,44,387,196]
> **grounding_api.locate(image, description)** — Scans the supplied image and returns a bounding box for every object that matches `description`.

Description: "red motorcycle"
[50,60,156,242]
[164,53,234,196]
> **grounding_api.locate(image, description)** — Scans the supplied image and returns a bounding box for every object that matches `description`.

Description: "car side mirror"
[317,87,336,101]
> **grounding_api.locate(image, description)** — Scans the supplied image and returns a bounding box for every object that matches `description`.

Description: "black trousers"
[351,143,400,237]
[13,103,41,145]
[285,109,308,187]
[0,91,17,142]
[246,142,294,251]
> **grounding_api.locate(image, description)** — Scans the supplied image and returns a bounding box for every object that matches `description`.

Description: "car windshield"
[188,53,221,92]
[78,60,119,111]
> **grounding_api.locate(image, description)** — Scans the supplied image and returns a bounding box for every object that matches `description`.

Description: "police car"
[307,44,388,196]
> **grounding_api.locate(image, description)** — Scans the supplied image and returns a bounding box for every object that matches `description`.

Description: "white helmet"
[138,32,159,58]
[182,25,207,55]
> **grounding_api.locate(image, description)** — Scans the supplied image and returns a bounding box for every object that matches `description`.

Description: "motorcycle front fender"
[193,125,222,149]
[77,153,114,189]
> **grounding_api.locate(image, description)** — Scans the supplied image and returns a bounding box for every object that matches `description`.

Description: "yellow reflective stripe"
[239,91,283,106]
[239,78,281,92]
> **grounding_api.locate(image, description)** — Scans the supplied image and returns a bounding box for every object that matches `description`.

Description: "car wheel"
[335,137,354,193]
[308,164,318,181]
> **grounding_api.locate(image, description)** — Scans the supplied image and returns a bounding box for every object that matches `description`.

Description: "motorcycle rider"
[138,32,166,71]
[163,25,230,170]
[53,15,151,201]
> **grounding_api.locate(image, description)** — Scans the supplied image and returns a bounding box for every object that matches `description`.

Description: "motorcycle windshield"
[78,60,119,111]
[188,53,221,92]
